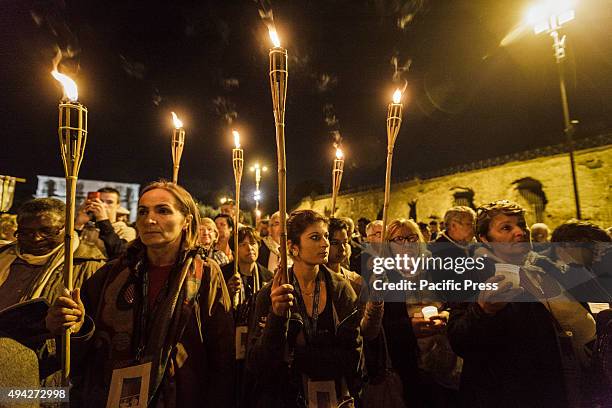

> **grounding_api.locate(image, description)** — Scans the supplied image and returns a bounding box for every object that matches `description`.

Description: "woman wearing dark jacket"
[46,181,235,408]
[246,209,362,407]
[221,226,273,407]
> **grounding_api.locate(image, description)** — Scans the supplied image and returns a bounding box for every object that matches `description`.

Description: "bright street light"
[524,0,581,219]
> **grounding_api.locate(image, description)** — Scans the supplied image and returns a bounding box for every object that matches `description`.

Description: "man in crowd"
[531,222,551,252]
[75,187,136,260]
[342,216,363,275]
[256,218,269,238]
[365,220,383,244]
[257,211,292,271]
[430,206,477,299]
[429,220,440,240]
[356,217,370,244]
[0,198,105,311]
[448,200,598,407]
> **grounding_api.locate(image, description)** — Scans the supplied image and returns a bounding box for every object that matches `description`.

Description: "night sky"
[1,0,611,212]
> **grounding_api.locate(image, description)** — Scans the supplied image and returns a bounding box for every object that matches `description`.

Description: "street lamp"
[250,163,268,222]
[525,0,581,219]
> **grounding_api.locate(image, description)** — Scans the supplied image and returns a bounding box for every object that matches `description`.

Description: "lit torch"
[331,147,344,216]
[232,130,244,307]
[52,68,88,385]
[382,89,403,237]
[171,112,185,184]
[268,27,289,284]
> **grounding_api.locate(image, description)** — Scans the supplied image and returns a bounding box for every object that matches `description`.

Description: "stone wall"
[294,144,612,229]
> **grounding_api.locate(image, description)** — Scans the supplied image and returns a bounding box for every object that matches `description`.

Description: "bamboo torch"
[330,147,344,217]
[52,68,87,385]
[268,28,289,284]
[171,112,185,184]
[232,130,244,307]
[381,89,403,237]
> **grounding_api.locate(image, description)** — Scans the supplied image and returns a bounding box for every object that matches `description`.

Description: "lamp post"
[250,163,268,222]
[526,1,580,218]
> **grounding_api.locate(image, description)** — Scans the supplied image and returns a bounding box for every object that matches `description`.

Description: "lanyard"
[292,270,321,342]
[135,260,174,362]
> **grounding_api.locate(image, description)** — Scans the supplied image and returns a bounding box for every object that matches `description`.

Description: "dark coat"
[447,257,577,408]
[71,245,235,408]
[221,262,273,287]
[245,265,362,408]
[256,243,271,270]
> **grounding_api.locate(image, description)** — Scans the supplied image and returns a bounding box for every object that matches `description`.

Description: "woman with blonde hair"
[46,181,235,407]
[373,219,457,407]
[199,216,230,266]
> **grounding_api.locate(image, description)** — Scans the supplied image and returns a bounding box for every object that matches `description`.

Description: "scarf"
[0,234,79,299]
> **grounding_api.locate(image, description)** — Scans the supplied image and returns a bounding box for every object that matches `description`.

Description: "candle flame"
[269,28,281,47]
[233,130,241,148]
[392,89,402,104]
[335,148,344,160]
[171,112,183,129]
[51,70,78,101]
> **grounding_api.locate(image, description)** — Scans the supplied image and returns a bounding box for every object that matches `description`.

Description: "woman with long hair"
[246,209,362,407]
[46,181,235,407]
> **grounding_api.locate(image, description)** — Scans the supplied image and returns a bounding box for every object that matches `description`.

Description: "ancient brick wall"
[294,144,611,229]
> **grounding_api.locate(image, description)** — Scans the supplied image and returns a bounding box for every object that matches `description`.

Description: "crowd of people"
[0,182,610,408]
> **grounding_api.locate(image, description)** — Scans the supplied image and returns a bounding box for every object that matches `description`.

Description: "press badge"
[106,362,151,408]
[306,379,337,408]
[235,325,248,360]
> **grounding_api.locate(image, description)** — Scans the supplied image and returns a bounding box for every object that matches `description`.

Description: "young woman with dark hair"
[246,209,362,407]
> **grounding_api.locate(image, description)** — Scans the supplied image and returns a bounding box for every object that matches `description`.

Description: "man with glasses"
[0,198,105,311]
[365,220,384,244]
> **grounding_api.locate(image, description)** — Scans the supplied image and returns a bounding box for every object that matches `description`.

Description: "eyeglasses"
[367,231,382,239]
[390,234,420,244]
[330,240,348,246]
[15,226,64,239]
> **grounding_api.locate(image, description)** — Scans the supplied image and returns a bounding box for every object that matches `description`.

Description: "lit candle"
[422,306,439,321]
[171,112,185,184]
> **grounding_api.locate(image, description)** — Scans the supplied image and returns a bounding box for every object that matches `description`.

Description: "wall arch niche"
[512,177,548,225]
[451,187,475,209]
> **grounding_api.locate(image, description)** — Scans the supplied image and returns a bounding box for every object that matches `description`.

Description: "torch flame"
[171,112,183,129]
[335,148,344,160]
[269,28,281,47]
[392,89,402,104]
[233,130,241,148]
[51,70,78,102]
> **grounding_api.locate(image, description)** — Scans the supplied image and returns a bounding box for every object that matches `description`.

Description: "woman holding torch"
[46,181,235,407]
[246,209,362,407]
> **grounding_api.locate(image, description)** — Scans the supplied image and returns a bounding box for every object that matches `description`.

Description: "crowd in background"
[0,182,611,408]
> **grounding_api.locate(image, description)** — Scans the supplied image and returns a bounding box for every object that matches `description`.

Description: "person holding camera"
[75,187,136,260]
